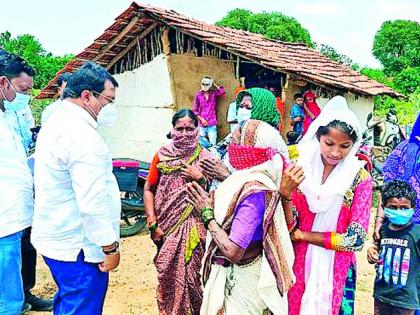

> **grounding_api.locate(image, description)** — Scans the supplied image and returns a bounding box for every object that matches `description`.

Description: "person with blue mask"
[367,180,419,315]
[374,113,420,241]
[3,85,33,153]
[0,51,36,315]
[0,50,52,314]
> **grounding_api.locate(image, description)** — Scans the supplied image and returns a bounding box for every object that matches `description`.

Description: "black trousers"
[21,227,37,293]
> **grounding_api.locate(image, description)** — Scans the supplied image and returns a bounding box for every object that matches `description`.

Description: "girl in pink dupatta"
[303,90,321,135]
[288,96,373,315]
[144,109,212,315]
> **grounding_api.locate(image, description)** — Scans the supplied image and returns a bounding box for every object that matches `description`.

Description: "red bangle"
[324,232,333,250]
[287,219,296,233]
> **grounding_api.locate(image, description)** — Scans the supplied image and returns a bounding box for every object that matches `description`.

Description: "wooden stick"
[93,16,139,62]
[106,22,157,70]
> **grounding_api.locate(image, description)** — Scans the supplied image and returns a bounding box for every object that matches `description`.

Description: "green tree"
[317,44,353,66]
[216,9,313,47]
[0,31,73,89]
[372,20,420,75]
[394,67,420,95]
[360,68,396,89]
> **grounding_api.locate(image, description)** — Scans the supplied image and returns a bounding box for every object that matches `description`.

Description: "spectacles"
[91,91,115,106]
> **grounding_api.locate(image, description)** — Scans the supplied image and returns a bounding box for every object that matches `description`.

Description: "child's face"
[384,197,414,226]
[295,98,304,106]
[384,197,412,210]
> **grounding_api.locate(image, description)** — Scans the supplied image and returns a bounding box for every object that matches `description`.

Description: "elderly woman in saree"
[287,96,373,315]
[201,87,288,186]
[144,109,212,315]
[187,119,304,315]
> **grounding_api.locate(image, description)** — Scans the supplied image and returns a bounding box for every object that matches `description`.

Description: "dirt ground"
[30,216,378,315]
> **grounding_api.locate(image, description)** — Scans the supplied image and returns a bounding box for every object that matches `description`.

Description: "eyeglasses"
[91,91,115,106]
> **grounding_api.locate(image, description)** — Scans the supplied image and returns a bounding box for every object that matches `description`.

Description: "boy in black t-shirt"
[367,180,420,315]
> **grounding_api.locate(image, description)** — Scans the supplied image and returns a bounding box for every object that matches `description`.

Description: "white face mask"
[97,103,118,126]
[90,92,118,127]
[237,107,251,124]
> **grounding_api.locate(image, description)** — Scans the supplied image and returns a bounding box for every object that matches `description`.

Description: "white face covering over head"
[201,78,213,92]
[296,96,365,315]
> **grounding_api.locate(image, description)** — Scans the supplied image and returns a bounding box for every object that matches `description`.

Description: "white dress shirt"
[0,110,33,238]
[20,105,35,129]
[31,100,121,263]
[41,99,61,125]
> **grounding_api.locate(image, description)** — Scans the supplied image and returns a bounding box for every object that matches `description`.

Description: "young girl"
[288,96,373,315]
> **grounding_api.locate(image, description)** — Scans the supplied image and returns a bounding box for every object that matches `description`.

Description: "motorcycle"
[112,159,149,238]
[365,109,405,150]
[361,110,406,189]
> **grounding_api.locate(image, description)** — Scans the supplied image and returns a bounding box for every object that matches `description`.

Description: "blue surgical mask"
[237,107,251,124]
[4,92,30,112]
[384,207,414,225]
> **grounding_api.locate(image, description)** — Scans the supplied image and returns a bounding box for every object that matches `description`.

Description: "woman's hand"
[367,245,379,264]
[199,158,230,182]
[180,164,204,182]
[290,228,305,242]
[186,182,212,210]
[150,227,165,244]
[280,164,305,199]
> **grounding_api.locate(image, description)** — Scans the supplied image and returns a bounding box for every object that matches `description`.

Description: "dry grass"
[30,209,379,315]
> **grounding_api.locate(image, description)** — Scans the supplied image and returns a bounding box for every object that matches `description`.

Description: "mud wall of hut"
[167,53,237,140]
[99,54,174,162]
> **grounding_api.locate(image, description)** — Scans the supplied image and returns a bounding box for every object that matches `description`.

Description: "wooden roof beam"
[106,22,158,70]
[93,15,140,62]
[94,40,108,45]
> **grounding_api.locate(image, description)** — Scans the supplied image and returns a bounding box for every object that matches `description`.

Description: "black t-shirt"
[374,222,420,310]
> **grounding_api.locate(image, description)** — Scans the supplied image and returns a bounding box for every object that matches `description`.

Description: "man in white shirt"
[32,61,121,314]
[41,72,72,125]
[0,50,36,315]
[226,100,238,133]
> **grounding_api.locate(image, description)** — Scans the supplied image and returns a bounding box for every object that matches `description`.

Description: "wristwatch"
[103,242,119,255]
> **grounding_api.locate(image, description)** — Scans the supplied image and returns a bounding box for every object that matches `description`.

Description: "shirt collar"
[61,99,98,129]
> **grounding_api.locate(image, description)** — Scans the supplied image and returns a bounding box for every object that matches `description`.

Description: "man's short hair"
[0,50,36,78]
[382,180,416,207]
[287,131,300,144]
[294,93,303,100]
[56,72,73,87]
[62,62,118,99]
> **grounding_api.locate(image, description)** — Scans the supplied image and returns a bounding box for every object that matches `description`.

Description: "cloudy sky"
[1,0,419,68]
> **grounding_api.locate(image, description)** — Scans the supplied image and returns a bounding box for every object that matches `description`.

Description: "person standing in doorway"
[302,90,321,135]
[226,86,245,133]
[269,86,285,132]
[290,93,305,139]
[31,62,121,315]
[193,77,225,147]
